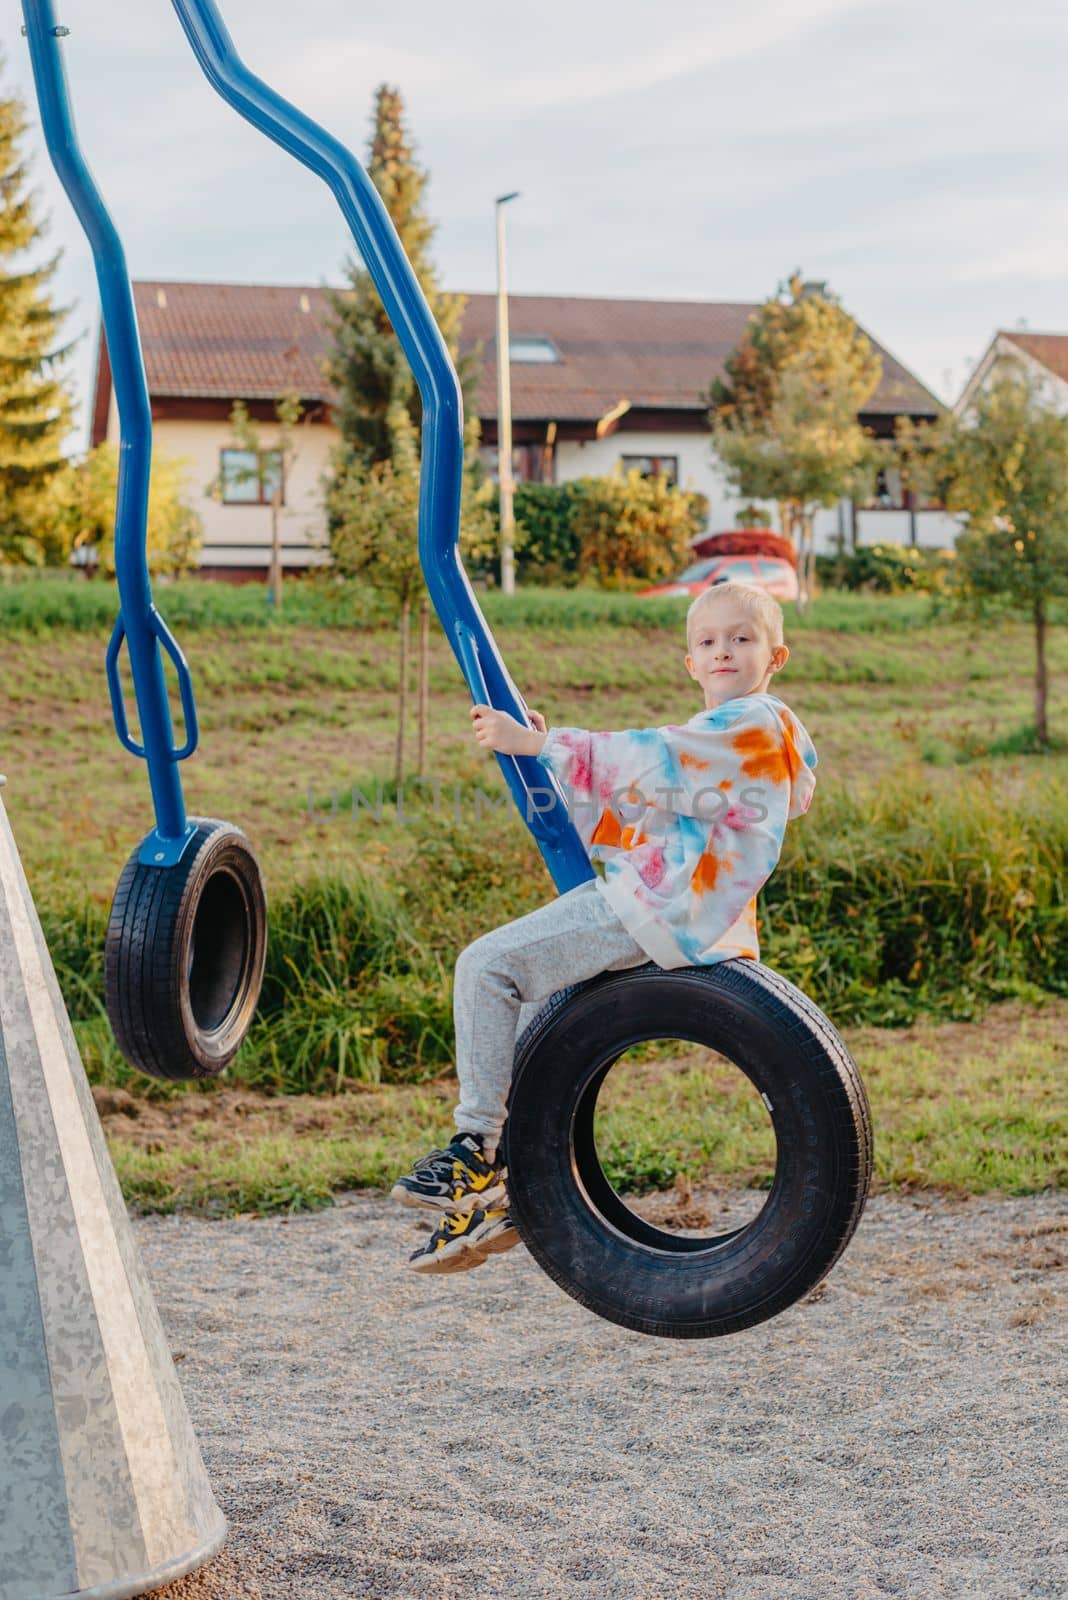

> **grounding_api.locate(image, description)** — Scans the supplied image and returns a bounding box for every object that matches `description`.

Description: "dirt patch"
[843,994,1068,1059]
[628,1173,718,1231]
[91,1082,454,1158]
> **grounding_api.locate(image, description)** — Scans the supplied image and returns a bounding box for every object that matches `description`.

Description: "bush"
[39,445,203,576]
[816,542,957,594]
[480,473,701,588]
[573,470,699,588]
[763,772,1067,1022]
[686,490,711,534]
[480,481,590,586]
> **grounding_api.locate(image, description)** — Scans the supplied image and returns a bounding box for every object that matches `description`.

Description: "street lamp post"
[495,190,520,594]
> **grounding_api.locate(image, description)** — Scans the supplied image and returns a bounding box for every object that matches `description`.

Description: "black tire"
[104,818,267,1082]
[504,959,872,1339]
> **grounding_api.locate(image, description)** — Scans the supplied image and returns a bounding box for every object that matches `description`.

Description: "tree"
[329,397,496,784]
[708,274,885,613]
[0,59,77,563]
[207,392,305,611]
[323,82,490,779]
[323,84,467,472]
[43,443,202,575]
[900,370,1068,746]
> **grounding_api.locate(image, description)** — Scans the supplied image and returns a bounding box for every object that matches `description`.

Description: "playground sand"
[138,1189,1065,1600]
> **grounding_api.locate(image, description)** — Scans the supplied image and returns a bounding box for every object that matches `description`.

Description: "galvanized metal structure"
[0,776,227,1600]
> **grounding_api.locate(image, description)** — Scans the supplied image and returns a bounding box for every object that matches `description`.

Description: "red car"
[638,552,799,602]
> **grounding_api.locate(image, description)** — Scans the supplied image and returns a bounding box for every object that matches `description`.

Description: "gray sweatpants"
[452,877,650,1153]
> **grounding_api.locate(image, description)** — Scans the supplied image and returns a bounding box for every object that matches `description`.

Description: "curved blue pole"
[21,1,198,867]
[167,0,593,894]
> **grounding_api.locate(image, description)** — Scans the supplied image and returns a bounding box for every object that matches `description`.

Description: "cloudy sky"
[2,0,1066,450]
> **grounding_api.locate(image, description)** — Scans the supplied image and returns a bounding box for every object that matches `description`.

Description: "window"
[509,335,560,364]
[864,469,946,512]
[478,442,550,485]
[864,465,906,510]
[219,448,284,506]
[676,558,718,584]
[621,454,678,485]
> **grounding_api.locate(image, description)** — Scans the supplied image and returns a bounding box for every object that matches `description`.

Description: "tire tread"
[508,958,873,1339]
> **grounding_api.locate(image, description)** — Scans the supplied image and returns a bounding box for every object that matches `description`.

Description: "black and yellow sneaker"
[408,1207,520,1274]
[390,1133,507,1215]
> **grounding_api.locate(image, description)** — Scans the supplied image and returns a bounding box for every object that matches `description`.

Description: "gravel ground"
[142,1190,1066,1600]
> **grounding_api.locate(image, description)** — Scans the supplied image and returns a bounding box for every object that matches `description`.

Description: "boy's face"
[685,594,789,709]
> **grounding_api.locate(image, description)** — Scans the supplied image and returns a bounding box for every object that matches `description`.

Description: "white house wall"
[957,340,1068,418]
[555,429,733,523]
[105,405,333,570]
[105,403,960,568]
[555,430,961,553]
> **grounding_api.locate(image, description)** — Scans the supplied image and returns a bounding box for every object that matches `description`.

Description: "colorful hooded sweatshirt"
[536,692,817,970]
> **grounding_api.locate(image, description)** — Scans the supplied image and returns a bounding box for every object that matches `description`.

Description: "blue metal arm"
[21,1,198,869]
[166,0,594,893]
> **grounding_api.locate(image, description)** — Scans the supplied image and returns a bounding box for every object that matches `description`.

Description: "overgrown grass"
[48,764,1067,1105]
[0,571,391,634]
[764,770,1067,1023]
[6,569,1044,638]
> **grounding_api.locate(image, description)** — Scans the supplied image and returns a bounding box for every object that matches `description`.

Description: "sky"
[2,0,1067,453]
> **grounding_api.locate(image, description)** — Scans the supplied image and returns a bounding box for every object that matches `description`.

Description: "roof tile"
[125,280,938,421]
[999,330,1068,385]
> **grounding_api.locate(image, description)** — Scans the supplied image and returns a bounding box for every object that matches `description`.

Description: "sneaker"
[390,1133,507,1215]
[408,1207,520,1274]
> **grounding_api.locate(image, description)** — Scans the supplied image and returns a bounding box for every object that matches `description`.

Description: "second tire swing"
[106,820,267,1083]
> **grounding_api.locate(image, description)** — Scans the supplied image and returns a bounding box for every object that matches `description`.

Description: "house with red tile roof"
[956,329,1068,416]
[91,281,959,576]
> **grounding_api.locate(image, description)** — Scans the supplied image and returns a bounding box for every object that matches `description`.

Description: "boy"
[391,581,817,1273]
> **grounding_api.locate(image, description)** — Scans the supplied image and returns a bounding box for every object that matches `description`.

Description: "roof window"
[509,335,560,364]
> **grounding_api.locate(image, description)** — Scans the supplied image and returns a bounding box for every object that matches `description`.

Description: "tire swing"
[106,818,267,1082]
[30,13,268,1084]
[506,961,872,1339]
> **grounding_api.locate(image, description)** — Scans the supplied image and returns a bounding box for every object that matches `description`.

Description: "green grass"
[111,1132,404,1216]
[0,569,392,633]
[50,762,1067,1102]
[5,599,1067,912]
[10,568,1067,637]
[3,584,1067,1209]
[3,588,1064,1082]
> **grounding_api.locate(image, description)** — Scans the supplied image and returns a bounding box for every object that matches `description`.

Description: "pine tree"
[323,82,493,785]
[323,83,467,470]
[0,59,77,563]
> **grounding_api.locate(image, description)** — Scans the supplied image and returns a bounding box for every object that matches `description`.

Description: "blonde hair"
[686,581,785,652]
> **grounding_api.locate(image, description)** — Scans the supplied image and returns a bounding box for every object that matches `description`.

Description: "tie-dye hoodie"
[536,692,817,970]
